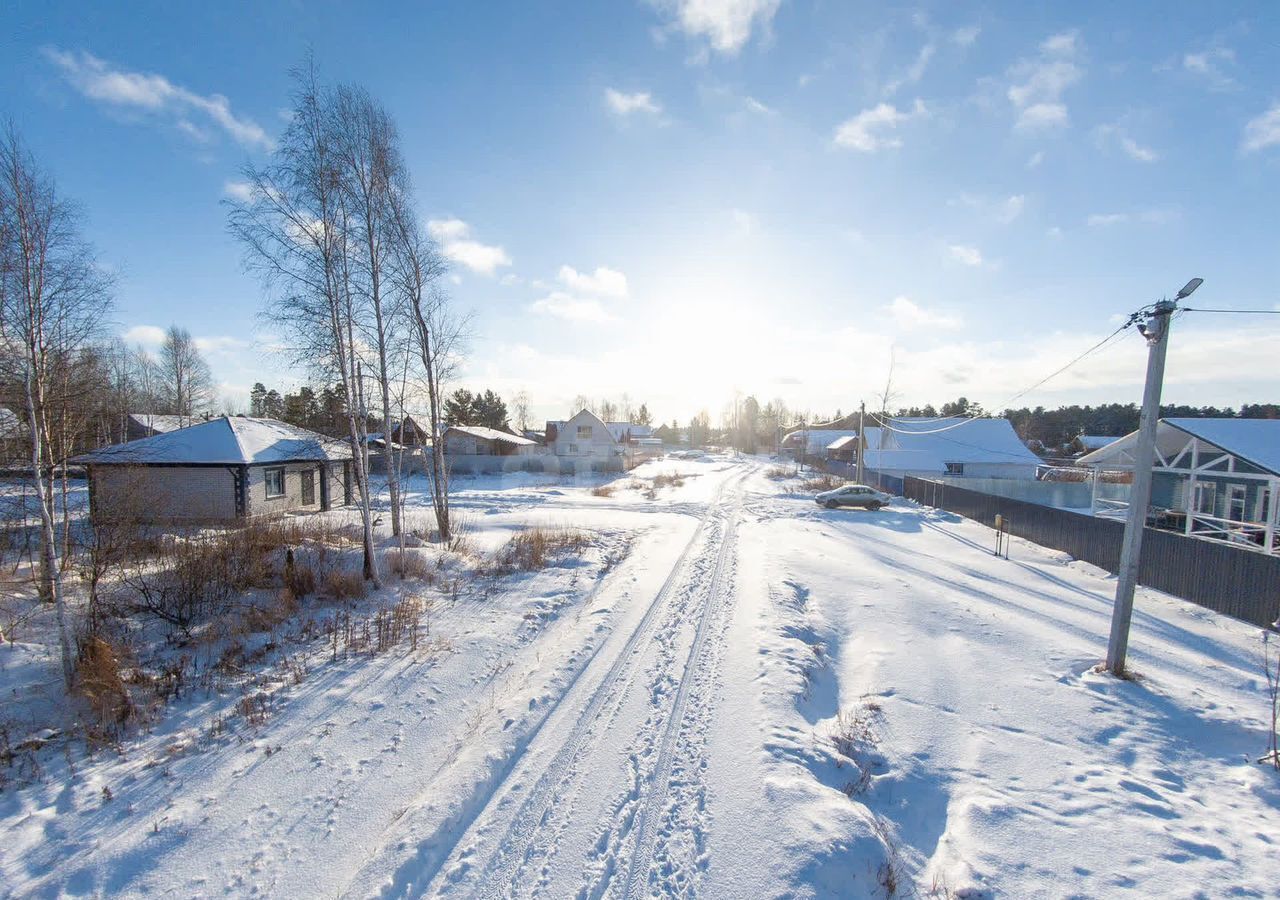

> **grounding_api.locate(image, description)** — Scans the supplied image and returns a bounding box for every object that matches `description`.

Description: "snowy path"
[352,467,751,898]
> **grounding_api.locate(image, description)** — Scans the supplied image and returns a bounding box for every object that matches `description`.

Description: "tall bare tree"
[331,84,407,537]
[159,324,216,420]
[388,189,459,542]
[0,124,112,688]
[510,390,531,433]
[227,63,381,584]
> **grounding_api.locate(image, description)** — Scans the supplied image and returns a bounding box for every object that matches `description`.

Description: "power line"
[1181,307,1280,314]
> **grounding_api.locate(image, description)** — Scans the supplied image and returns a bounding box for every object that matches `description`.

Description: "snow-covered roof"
[127,413,197,434]
[606,422,654,440]
[862,417,1041,469]
[826,434,860,451]
[1076,434,1118,451]
[73,417,352,465]
[0,406,25,439]
[1080,418,1280,476]
[445,425,536,445]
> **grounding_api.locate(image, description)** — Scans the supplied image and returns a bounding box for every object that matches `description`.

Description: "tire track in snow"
[618,482,742,899]
[385,468,750,899]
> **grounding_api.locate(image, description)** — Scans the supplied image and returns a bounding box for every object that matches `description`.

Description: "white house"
[862,417,1042,481]
[548,410,624,468]
[443,425,539,457]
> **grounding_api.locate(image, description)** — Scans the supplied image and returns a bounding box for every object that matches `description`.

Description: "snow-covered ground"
[1,456,1277,898]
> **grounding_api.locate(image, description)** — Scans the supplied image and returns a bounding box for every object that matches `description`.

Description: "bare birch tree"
[388,189,459,542]
[0,124,112,688]
[159,325,216,420]
[227,64,381,584]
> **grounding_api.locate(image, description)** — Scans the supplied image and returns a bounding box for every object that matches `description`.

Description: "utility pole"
[1106,278,1202,676]
[856,401,866,484]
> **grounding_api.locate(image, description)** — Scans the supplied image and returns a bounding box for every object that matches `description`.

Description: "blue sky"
[3,0,1279,425]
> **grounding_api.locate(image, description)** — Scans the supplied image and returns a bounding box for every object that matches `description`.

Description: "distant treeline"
[1003,402,1280,452]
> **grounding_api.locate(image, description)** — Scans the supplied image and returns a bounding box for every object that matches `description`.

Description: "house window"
[1226,484,1247,523]
[569,443,579,454]
[1193,482,1216,516]
[945,462,965,476]
[577,425,592,439]
[301,469,315,505]
[265,467,286,499]
[1257,487,1274,524]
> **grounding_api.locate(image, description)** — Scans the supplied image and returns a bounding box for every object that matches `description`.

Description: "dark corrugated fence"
[902,476,1280,628]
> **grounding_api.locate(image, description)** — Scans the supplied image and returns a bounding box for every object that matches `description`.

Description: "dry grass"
[652,471,685,490]
[801,475,844,492]
[590,483,616,498]
[828,698,884,797]
[74,636,133,737]
[323,568,368,600]
[766,465,793,480]
[489,526,589,574]
[384,548,434,581]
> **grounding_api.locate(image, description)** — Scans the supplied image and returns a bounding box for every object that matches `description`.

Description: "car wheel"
[868,501,882,511]
[824,500,838,509]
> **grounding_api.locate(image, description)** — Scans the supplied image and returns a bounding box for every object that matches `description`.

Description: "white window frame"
[576,425,592,439]
[1193,481,1216,516]
[568,443,579,454]
[1257,487,1273,524]
[1226,483,1247,522]
[265,466,286,499]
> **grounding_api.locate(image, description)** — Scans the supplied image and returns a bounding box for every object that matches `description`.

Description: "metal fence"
[902,476,1280,628]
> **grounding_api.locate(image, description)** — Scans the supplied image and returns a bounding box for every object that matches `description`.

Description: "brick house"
[73,416,353,524]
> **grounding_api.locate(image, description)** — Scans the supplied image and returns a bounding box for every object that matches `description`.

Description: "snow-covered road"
[2,457,1277,898]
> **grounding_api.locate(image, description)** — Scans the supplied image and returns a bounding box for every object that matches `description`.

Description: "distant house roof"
[127,413,198,434]
[72,416,352,465]
[863,417,1041,470]
[1076,434,1117,451]
[446,425,536,446]
[0,406,25,440]
[606,422,654,440]
[1078,418,1280,477]
[826,434,860,451]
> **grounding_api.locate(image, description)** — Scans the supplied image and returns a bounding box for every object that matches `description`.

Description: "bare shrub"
[590,483,615,498]
[241,589,299,633]
[802,475,844,492]
[74,636,133,736]
[385,548,433,581]
[652,471,685,490]
[489,526,588,574]
[122,536,239,635]
[766,465,792,480]
[447,510,475,556]
[285,558,317,598]
[828,698,884,796]
[324,568,368,600]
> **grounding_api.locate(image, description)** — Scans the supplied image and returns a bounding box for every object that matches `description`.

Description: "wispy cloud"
[947,244,984,267]
[1242,103,1280,154]
[884,43,935,97]
[952,26,981,47]
[426,218,511,276]
[1086,208,1179,227]
[885,296,961,329]
[605,88,662,117]
[222,179,256,202]
[1095,124,1159,162]
[833,100,927,152]
[1007,30,1082,132]
[1182,46,1236,91]
[558,264,628,299]
[123,325,166,346]
[650,0,781,56]
[530,291,615,323]
[42,47,273,151]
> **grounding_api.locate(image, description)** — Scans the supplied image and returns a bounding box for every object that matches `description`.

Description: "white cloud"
[427,218,511,276]
[1086,208,1179,227]
[1007,32,1081,132]
[997,194,1025,224]
[1183,46,1236,91]
[884,44,935,97]
[743,96,775,115]
[1027,150,1045,168]
[651,0,781,56]
[885,296,961,329]
[42,47,273,151]
[530,291,615,323]
[1120,136,1158,162]
[947,244,984,267]
[1242,103,1280,153]
[194,335,248,354]
[833,100,927,152]
[605,88,662,117]
[222,179,256,202]
[558,265,629,299]
[952,26,981,47]
[123,325,165,346]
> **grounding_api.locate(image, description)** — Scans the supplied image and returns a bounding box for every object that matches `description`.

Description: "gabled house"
[548,409,623,469]
[862,417,1042,481]
[443,425,539,457]
[72,416,352,524]
[1078,418,1280,553]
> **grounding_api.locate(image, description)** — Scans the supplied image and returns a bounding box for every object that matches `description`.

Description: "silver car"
[815,484,893,510]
